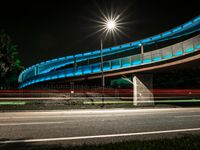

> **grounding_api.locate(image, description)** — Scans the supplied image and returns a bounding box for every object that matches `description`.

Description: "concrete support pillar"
[133,75,137,106]
[132,74,154,106]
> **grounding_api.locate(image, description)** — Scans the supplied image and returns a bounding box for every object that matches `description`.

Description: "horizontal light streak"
[0,121,64,126]
[1,89,200,93]
[0,101,26,105]
[0,98,200,104]
[84,99,200,104]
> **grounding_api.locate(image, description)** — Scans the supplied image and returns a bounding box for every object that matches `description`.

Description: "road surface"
[0,107,200,145]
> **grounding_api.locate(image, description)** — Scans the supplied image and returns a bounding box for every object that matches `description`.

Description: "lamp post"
[100,39,105,88]
[100,39,105,106]
[139,43,144,61]
[100,16,119,106]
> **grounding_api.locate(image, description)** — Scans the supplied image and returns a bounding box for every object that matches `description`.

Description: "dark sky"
[0,0,199,67]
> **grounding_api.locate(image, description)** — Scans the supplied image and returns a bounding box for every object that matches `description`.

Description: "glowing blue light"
[142,38,151,43]
[194,16,200,22]
[183,21,192,28]
[83,68,91,74]
[185,47,194,53]
[121,43,130,48]
[196,44,200,49]
[143,59,151,63]
[132,61,142,65]
[51,76,57,79]
[111,46,120,51]
[162,31,171,37]
[58,57,65,60]
[92,68,101,73]
[161,54,168,59]
[84,52,91,56]
[173,27,182,32]
[112,65,120,69]
[153,57,162,61]
[103,67,110,71]
[67,55,73,59]
[67,69,74,77]
[131,41,140,46]
[45,77,51,80]
[174,51,183,56]
[122,63,131,67]
[151,35,161,40]
[75,54,82,58]
[67,73,73,77]
[103,48,110,53]
[58,74,65,78]
[92,50,100,54]
[75,71,82,75]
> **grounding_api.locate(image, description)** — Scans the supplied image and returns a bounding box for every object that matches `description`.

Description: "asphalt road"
[0,107,200,145]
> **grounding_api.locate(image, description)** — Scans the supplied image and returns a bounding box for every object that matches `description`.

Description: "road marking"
[174,115,200,118]
[0,121,64,126]
[0,128,200,144]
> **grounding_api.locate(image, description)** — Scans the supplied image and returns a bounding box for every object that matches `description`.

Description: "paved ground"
[0,107,200,145]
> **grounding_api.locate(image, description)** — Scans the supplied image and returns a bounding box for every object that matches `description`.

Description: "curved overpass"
[19,16,200,88]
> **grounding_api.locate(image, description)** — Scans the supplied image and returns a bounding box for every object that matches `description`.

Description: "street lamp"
[100,15,119,105]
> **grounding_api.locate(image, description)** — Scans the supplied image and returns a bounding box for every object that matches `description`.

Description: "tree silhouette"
[0,30,23,84]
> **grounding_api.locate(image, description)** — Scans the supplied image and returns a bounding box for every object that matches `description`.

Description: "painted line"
[0,121,64,126]
[0,128,200,144]
[174,115,200,118]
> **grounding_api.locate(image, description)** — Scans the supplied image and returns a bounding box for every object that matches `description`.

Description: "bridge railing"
[20,34,200,88]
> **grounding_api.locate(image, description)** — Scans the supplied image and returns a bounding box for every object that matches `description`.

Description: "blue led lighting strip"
[19,34,200,88]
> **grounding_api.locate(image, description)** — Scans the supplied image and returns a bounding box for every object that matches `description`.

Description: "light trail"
[83,99,200,104]
[0,108,199,120]
[0,121,64,126]
[1,89,200,94]
[0,97,173,100]
[174,115,200,118]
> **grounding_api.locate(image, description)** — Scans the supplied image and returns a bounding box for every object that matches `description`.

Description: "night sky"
[0,0,199,67]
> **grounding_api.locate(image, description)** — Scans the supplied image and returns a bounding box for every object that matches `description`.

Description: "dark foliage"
[0,30,23,87]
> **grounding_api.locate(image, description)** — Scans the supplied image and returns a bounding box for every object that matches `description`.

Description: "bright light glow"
[106,20,116,30]
[100,14,121,38]
[87,8,128,41]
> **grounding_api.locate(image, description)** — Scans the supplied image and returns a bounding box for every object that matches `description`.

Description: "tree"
[0,30,23,84]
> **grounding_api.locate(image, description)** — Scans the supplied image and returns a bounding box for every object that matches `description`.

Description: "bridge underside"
[25,49,200,89]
